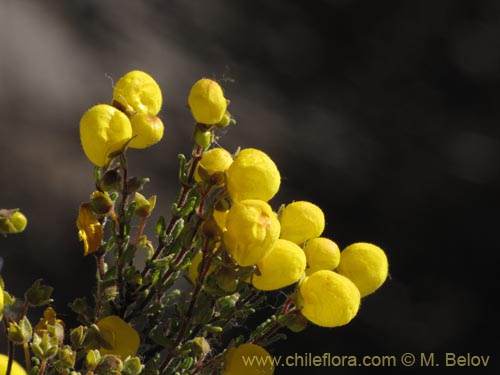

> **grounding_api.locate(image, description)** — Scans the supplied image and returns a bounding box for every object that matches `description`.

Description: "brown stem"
[37,359,48,375]
[6,339,14,375]
[116,152,130,306]
[134,217,147,247]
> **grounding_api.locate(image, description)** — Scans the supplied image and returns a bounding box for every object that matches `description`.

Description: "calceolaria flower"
[97,315,140,359]
[128,113,164,149]
[80,104,133,167]
[302,237,340,276]
[225,148,281,202]
[34,307,65,341]
[223,199,280,267]
[0,354,27,375]
[299,270,360,328]
[0,209,27,235]
[77,203,103,256]
[188,78,228,125]
[223,344,274,375]
[112,70,163,116]
[194,147,233,183]
[252,239,306,291]
[279,201,325,245]
[336,242,388,297]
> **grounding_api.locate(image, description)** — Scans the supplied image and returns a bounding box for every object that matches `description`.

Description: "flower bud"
[80,104,132,167]
[278,311,308,333]
[192,126,213,149]
[77,204,103,256]
[123,357,144,375]
[194,148,233,183]
[188,78,228,125]
[224,200,280,267]
[133,193,156,218]
[225,148,280,202]
[70,326,87,349]
[302,237,340,275]
[0,209,27,235]
[8,316,32,344]
[57,345,76,369]
[112,70,162,116]
[336,242,388,297]
[279,201,325,245]
[90,191,114,216]
[215,111,232,128]
[252,239,306,291]
[129,113,164,149]
[86,349,101,368]
[190,337,211,358]
[299,270,360,328]
[100,169,122,192]
[31,332,59,359]
[96,355,124,375]
[215,267,238,293]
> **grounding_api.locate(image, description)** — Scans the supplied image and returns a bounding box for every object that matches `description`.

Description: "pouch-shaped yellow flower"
[97,315,140,359]
[336,242,388,297]
[112,70,162,116]
[224,200,280,267]
[213,209,229,232]
[279,201,325,245]
[252,239,306,291]
[77,204,103,256]
[188,78,227,124]
[299,270,360,328]
[128,113,164,149]
[80,104,132,167]
[223,343,274,375]
[194,148,233,182]
[0,354,27,375]
[225,148,280,202]
[303,237,340,276]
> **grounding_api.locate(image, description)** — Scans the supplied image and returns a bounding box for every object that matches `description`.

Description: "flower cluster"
[0,70,388,375]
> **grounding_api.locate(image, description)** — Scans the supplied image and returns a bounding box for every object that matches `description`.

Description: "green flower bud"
[96,355,124,375]
[0,209,27,235]
[8,316,33,344]
[31,333,59,359]
[25,279,53,307]
[133,193,156,218]
[57,345,76,369]
[70,326,87,349]
[190,337,211,358]
[215,111,231,128]
[86,349,101,369]
[215,268,238,293]
[192,126,213,149]
[123,357,144,375]
[100,169,122,192]
[89,191,114,215]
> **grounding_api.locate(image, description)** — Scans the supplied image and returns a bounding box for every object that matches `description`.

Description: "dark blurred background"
[1,0,499,373]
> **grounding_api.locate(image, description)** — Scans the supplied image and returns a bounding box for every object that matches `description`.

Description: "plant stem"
[37,359,48,375]
[134,216,147,247]
[6,340,14,375]
[116,152,130,307]
[23,342,32,372]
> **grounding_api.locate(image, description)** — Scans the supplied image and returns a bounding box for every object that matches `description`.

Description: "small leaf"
[25,279,53,307]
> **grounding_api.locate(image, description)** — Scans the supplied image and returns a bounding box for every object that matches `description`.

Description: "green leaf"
[156,215,166,237]
[25,279,53,307]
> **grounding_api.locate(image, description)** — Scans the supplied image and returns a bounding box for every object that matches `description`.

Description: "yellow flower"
[0,354,27,375]
[97,315,140,359]
[0,210,27,235]
[194,148,233,183]
[77,204,103,256]
[188,78,227,124]
[252,239,306,291]
[224,200,280,267]
[299,270,360,328]
[225,148,280,202]
[80,104,132,167]
[187,251,215,284]
[112,70,162,116]
[34,307,64,336]
[303,237,340,276]
[336,242,388,297]
[128,113,164,149]
[279,201,325,245]
[0,283,3,320]
[213,209,228,232]
[133,192,156,218]
[223,343,274,375]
